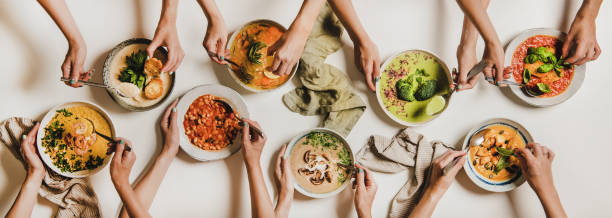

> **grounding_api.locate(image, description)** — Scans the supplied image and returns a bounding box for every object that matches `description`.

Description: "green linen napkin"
[282,3,366,137]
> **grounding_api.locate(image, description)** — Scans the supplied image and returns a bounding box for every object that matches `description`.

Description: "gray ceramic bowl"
[102,38,175,111]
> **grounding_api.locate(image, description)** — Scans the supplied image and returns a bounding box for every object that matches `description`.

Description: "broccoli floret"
[395,77,418,101]
[415,80,438,101]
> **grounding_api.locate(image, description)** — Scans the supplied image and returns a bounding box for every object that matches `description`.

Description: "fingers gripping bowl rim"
[462,118,532,192]
[226,19,298,92]
[284,128,355,198]
[37,101,116,178]
[375,49,453,127]
[176,84,249,161]
[103,38,176,111]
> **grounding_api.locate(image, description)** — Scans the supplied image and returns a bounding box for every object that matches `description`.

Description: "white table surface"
[1,0,611,217]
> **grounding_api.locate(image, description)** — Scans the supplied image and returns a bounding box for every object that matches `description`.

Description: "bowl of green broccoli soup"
[375,50,452,126]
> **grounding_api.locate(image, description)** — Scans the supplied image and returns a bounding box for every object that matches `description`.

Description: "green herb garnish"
[494,156,510,174]
[537,83,551,93]
[118,50,147,89]
[247,41,267,65]
[56,109,73,117]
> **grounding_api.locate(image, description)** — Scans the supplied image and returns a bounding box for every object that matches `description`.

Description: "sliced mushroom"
[322,153,330,161]
[303,150,312,163]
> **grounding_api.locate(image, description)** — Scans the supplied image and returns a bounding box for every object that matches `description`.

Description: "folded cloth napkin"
[282,3,366,137]
[0,117,101,218]
[356,128,454,218]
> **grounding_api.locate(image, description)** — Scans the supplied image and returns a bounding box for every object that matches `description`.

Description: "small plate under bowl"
[504,28,586,107]
[37,101,116,178]
[375,49,453,127]
[284,128,354,198]
[226,19,298,92]
[462,118,532,192]
[176,84,249,161]
[103,38,175,111]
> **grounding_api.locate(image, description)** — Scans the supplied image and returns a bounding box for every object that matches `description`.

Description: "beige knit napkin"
[282,3,366,137]
[356,128,454,218]
[0,117,101,218]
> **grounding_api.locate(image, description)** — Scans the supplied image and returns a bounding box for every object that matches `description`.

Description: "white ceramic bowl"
[462,118,532,192]
[176,84,249,161]
[504,28,586,107]
[226,19,298,92]
[284,128,354,198]
[37,101,116,178]
[375,49,453,127]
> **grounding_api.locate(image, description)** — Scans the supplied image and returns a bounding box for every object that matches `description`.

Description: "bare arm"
[37,0,92,88]
[456,0,505,85]
[267,0,326,76]
[241,119,276,218]
[408,151,466,218]
[119,100,180,218]
[6,124,45,218]
[453,0,490,91]
[147,0,184,73]
[562,0,602,65]
[328,0,380,91]
[110,139,152,218]
[197,0,229,64]
[517,143,567,218]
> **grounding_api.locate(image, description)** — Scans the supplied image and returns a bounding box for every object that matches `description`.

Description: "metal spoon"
[60,78,130,98]
[442,132,485,175]
[213,99,264,138]
[483,77,539,97]
[84,118,131,152]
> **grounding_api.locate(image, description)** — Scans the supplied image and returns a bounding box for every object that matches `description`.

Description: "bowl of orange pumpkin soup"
[462,118,533,192]
[226,19,297,92]
[504,28,585,107]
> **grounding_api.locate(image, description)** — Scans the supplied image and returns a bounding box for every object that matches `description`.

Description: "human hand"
[452,44,482,91]
[109,138,136,186]
[160,99,179,158]
[203,21,229,65]
[274,144,294,218]
[353,164,377,218]
[426,150,466,196]
[517,142,556,193]
[482,41,509,86]
[562,16,601,65]
[61,40,92,87]
[147,21,185,73]
[267,29,308,76]
[354,39,381,92]
[241,119,266,165]
[274,144,293,195]
[20,122,45,182]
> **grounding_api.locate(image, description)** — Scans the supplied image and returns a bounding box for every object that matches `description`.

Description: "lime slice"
[264,71,280,79]
[426,96,446,115]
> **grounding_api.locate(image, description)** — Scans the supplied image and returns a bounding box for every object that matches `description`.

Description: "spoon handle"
[60,78,108,88]
[485,77,523,87]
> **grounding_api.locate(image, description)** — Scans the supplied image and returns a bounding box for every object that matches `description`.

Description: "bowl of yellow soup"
[226,19,297,92]
[284,128,354,198]
[462,118,532,192]
[37,101,116,178]
[375,49,452,126]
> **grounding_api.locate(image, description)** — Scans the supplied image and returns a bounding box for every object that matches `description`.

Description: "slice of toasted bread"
[144,78,164,99]
[144,57,163,77]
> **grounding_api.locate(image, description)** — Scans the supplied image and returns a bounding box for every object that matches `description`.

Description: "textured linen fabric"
[356,128,453,218]
[282,3,366,137]
[0,117,101,218]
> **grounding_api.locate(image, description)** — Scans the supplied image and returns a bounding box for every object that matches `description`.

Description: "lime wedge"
[426,96,446,115]
[264,71,280,79]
